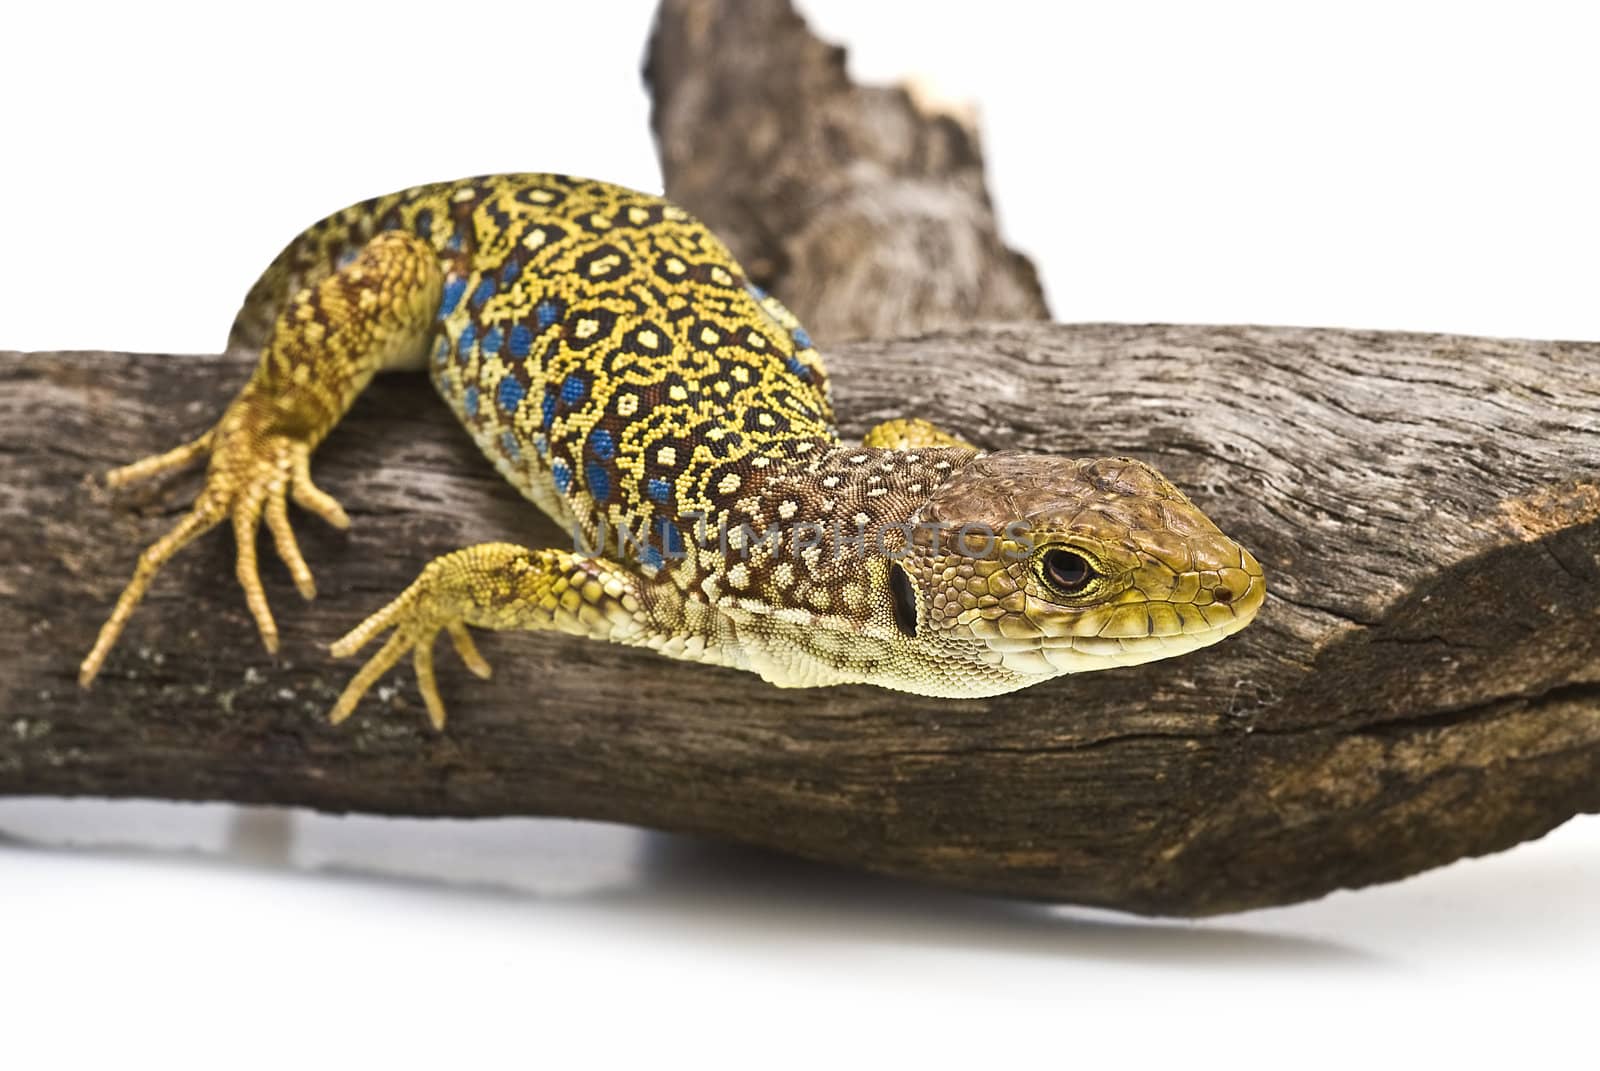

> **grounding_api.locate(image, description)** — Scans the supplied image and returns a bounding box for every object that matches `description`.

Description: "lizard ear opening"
[889,563,919,638]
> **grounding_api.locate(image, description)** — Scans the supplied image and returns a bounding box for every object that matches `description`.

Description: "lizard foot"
[328,543,648,731]
[328,557,494,730]
[80,395,350,686]
[860,417,976,452]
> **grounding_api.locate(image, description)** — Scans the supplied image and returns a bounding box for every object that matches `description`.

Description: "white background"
[3,1,1597,1067]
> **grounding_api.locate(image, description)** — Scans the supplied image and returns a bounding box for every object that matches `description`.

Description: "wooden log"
[3,326,1596,915]
[645,0,1051,342]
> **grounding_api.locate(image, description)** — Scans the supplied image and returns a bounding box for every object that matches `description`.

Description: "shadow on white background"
[5,798,1597,971]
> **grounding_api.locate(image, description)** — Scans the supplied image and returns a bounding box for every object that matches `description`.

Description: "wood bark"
[645,0,1051,342]
[3,329,1598,916]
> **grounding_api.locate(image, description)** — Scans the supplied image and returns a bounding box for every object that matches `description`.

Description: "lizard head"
[886,453,1265,692]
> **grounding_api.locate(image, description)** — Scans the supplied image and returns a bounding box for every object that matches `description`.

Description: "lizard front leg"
[861,417,975,451]
[329,544,664,729]
[79,232,443,686]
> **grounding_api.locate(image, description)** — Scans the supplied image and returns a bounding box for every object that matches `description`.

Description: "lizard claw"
[79,397,347,686]
[328,567,492,731]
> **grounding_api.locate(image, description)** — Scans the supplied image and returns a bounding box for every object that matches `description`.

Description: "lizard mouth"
[984,560,1266,676]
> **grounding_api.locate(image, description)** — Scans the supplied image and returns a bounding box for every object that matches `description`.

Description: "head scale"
[887,453,1265,694]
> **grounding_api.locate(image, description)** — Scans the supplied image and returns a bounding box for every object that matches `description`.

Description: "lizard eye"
[1041,549,1096,595]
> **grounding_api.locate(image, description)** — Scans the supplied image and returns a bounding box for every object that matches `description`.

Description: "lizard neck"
[635,438,982,617]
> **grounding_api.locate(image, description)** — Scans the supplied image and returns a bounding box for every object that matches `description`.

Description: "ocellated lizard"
[78,174,1265,727]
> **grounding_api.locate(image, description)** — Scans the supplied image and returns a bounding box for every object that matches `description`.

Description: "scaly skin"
[80,174,1266,727]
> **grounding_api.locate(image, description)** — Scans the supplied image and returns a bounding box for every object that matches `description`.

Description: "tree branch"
[5,326,1597,915]
[646,0,1050,342]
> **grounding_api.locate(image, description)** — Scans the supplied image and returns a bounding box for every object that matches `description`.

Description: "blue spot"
[481,326,503,355]
[585,460,611,501]
[462,386,479,418]
[509,324,534,357]
[786,355,811,380]
[647,478,671,504]
[459,323,477,353]
[497,376,525,413]
[639,545,664,570]
[499,431,521,460]
[414,210,433,238]
[446,232,464,251]
[533,434,548,457]
[792,327,812,349]
[535,299,562,329]
[438,278,466,318]
[501,260,520,285]
[338,249,358,267]
[746,283,768,300]
[657,518,684,556]
[589,427,615,461]
[561,374,587,405]
[432,336,450,366]
[471,278,496,308]
[541,390,557,430]
[551,459,571,493]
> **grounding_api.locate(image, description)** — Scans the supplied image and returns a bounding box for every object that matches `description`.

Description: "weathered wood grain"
[4,326,1596,915]
[646,0,1050,343]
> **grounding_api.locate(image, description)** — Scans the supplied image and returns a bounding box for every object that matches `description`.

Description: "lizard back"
[234,173,840,577]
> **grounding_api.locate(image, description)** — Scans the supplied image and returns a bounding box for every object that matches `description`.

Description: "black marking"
[654,254,690,281]
[688,318,728,352]
[514,185,567,209]
[890,565,919,638]
[621,320,673,356]
[485,201,514,231]
[575,242,632,283]
[562,307,619,350]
